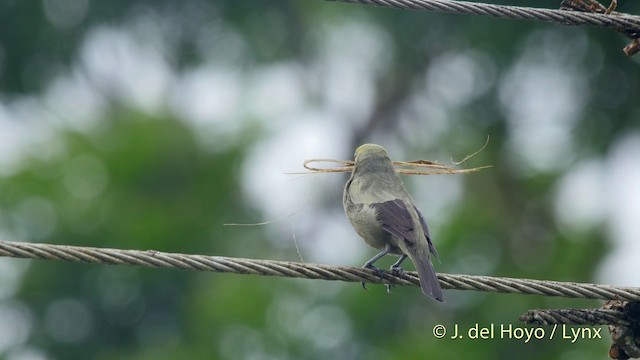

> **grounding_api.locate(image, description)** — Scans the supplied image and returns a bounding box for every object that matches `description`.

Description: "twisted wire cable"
[326,0,640,37]
[520,308,636,326]
[1,240,639,301]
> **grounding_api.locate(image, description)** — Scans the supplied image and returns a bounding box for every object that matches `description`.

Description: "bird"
[343,144,444,301]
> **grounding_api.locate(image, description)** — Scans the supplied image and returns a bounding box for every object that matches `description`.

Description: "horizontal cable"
[520,308,635,326]
[323,0,640,55]
[0,240,639,301]
[326,0,640,33]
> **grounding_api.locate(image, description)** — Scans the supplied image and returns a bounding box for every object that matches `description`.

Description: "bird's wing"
[414,206,439,260]
[372,199,416,244]
[374,199,443,301]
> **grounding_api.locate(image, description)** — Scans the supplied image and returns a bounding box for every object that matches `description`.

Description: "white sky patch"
[0,301,33,354]
[598,134,640,286]
[313,20,390,130]
[500,64,583,174]
[0,98,65,177]
[242,114,350,218]
[0,104,30,176]
[397,95,450,148]
[42,71,106,133]
[80,26,172,114]
[553,159,606,234]
[0,260,30,301]
[245,62,307,128]
[170,66,242,131]
[316,46,374,125]
[426,50,496,109]
[302,210,366,265]
[396,50,494,158]
[170,60,309,153]
[499,30,587,175]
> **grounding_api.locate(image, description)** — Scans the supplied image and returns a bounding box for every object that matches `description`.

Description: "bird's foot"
[386,266,404,293]
[390,265,405,276]
[361,263,384,290]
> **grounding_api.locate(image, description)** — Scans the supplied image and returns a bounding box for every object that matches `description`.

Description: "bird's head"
[354,144,390,163]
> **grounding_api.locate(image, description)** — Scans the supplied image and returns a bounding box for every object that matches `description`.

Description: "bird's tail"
[406,247,444,302]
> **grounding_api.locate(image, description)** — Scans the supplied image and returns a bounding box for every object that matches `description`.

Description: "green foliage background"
[1,1,639,359]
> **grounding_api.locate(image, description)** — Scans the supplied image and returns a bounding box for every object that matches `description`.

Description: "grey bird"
[343,144,444,301]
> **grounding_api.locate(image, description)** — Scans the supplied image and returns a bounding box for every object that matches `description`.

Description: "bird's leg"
[361,244,391,290]
[386,254,407,293]
[390,254,407,274]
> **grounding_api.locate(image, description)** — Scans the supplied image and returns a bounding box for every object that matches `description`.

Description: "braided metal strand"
[1,240,640,301]
[520,308,635,326]
[328,0,640,36]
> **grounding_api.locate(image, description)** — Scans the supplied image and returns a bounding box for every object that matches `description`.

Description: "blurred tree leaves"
[0,111,270,359]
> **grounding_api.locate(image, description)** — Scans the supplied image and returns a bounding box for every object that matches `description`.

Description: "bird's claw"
[362,263,384,291]
[363,263,384,277]
[390,265,405,276]
[386,266,404,293]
